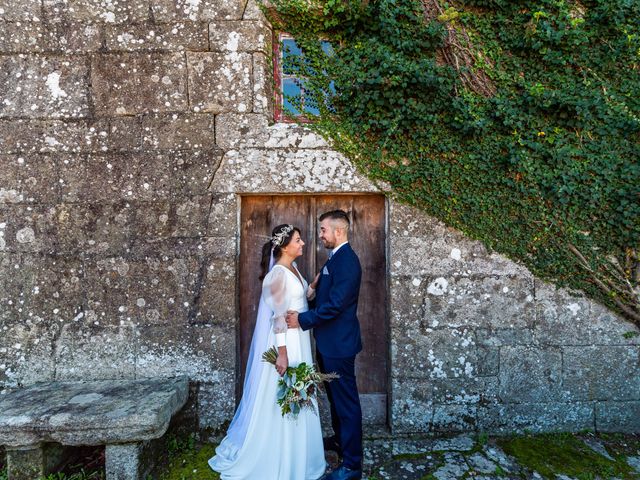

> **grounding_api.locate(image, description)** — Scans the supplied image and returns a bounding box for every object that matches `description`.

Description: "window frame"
[273,32,317,123]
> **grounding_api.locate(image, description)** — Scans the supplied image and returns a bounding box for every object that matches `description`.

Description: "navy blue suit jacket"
[299,243,363,358]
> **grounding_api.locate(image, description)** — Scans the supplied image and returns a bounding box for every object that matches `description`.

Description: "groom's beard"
[321,240,335,249]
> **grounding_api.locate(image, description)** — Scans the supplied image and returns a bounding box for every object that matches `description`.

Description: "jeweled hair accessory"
[271,224,294,247]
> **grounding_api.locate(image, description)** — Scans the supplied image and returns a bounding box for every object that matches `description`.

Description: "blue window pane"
[321,41,334,56]
[304,95,320,116]
[282,78,302,116]
[282,38,302,75]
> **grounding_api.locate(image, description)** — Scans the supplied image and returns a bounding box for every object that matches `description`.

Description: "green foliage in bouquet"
[263,0,640,327]
[262,347,339,417]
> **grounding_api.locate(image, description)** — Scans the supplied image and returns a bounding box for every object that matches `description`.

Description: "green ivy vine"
[263,0,640,325]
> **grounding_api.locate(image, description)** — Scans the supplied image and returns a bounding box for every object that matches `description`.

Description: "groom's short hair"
[319,209,350,231]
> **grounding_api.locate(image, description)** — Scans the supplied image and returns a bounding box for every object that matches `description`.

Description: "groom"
[286,209,363,480]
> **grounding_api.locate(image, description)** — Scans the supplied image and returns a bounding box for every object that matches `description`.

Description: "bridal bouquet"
[262,347,339,417]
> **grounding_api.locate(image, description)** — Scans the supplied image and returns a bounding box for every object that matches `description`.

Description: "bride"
[208,224,327,479]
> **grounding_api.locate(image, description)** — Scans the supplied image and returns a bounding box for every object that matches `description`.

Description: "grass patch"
[497,432,639,479]
[0,467,6,480]
[42,471,103,480]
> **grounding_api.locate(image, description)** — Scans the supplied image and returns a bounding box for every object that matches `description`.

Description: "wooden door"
[238,194,388,424]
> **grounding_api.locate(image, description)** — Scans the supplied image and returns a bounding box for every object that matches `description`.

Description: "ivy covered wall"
[265,0,640,325]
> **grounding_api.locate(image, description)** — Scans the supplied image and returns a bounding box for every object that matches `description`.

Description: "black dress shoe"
[323,435,343,455]
[321,465,362,480]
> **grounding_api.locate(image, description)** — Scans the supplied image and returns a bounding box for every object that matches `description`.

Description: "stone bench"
[0,377,189,480]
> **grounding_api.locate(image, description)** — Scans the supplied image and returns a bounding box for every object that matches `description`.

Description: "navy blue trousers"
[317,352,363,470]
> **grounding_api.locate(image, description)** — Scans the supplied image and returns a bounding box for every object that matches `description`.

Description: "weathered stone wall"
[389,206,640,434]
[1,0,639,436]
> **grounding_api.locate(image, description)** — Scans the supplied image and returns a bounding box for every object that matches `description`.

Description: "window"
[273,33,334,122]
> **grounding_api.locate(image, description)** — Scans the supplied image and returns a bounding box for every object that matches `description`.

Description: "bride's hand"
[276,350,288,376]
[310,272,320,290]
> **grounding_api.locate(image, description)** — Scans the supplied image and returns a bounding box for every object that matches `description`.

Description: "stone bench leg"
[105,442,148,480]
[6,443,71,480]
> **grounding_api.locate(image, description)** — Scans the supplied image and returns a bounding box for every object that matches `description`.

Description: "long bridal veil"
[212,250,275,461]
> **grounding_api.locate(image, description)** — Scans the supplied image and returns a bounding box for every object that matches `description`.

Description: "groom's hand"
[286,310,300,329]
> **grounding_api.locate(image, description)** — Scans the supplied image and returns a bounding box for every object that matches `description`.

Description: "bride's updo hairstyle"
[259,224,301,280]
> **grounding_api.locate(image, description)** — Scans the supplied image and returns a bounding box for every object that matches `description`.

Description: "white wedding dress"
[209,262,327,480]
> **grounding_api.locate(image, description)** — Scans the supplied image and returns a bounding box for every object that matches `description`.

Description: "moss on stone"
[496,432,639,479]
[160,443,219,480]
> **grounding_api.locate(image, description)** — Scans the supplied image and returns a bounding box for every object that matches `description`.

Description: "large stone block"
[136,324,235,382]
[588,302,640,345]
[131,198,214,239]
[45,22,104,53]
[1,22,104,54]
[432,404,477,432]
[126,150,175,199]
[252,53,272,115]
[127,236,235,261]
[195,256,236,326]
[0,55,90,119]
[0,117,141,154]
[197,378,236,431]
[54,324,137,380]
[171,195,212,238]
[390,235,532,278]
[0,154,60,204]
[43,0,149,23]
[242,0,266,21]
[130,201,173,239]
[209,149,377,193]
[104,22,209,51]
[208,21,270,53]
[0,204,57,253]
[141,113,216,150]
[102,116,144,151]
[422,276,535,330]
[431,377,499,406]
[91,53,188,115]
[82,257,133,325]
[187,51,252,113]
[0,0,41,21]
[534,281,640,346]
[475,327,534,347]
[0,253,83,327]
[388,275,427,331]
[476,346,499,376]
[498,346,563,403]
[562,345,640,401]
[533,281,597,346]
[391,327,477,380]
[151,0,247,22]
[6,445,47,480]
[0,321,57,387]
[207,193,239,236]
[390,377,433,433]
[84,255,203,326]
[0,23,47,53]
[60,153,172,203]
[477,402,594,434]
[390,201,450,238]
[54,202,133,256]
[172,150,225,197]
[215,114,330,150]
[595,401,640,433]
[0,377,188,447]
